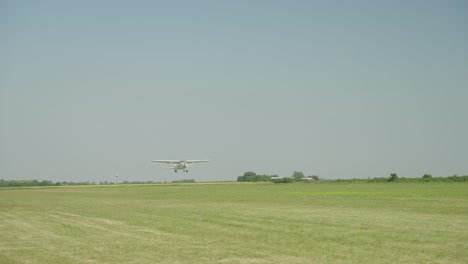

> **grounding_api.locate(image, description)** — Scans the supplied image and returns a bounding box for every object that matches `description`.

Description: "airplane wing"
[185,160,210,164]
[151,160,180,164]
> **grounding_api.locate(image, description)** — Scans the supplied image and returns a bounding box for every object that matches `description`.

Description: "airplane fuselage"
[175,162,188,170]
[173,162,189,172]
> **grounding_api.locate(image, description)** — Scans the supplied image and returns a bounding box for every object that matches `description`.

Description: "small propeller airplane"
[151,160,210,173]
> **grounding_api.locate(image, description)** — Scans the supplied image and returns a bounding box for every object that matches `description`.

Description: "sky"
[1,0,467,183]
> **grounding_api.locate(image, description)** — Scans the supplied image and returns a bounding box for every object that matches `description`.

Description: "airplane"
[151,160,210,173]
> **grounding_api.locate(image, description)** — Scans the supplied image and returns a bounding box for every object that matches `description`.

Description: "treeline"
[119,181,158,184]
[237,171,318,183]
[237,172,274,182]
[337,174,468,183]
[0,179,201,187]
[0,179,160,187]
[171,179,196,183]
[236,171,468,184]
[2,174,467,188]
[0,179,93,187]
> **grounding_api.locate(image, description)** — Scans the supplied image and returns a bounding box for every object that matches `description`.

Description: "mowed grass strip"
[1,182,467,263]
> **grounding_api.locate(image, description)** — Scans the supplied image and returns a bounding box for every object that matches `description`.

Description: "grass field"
[1,182,467,263]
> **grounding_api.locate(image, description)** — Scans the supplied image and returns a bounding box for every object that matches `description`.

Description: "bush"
[272,177,294,184]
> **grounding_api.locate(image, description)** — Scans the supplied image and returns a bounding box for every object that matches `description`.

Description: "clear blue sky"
[1,0,467,182]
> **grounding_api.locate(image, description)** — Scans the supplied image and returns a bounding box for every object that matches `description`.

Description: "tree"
[292,171,305,181]
[243,171,257,177]
[244,171,257,182]
[388,173,398,182]
[237,172,257,182]
[422,174,432,179]
[422,174,433,182]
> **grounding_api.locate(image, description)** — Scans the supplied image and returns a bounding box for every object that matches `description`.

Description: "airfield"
[1,182,467,263]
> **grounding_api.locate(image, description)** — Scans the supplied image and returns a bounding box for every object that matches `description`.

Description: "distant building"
[301,177,315,181]
[271,176,288,180]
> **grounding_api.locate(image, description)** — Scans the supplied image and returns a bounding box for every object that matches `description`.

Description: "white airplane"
[151,160,210,173]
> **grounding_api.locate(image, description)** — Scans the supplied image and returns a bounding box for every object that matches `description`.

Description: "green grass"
[1,182,467,263]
